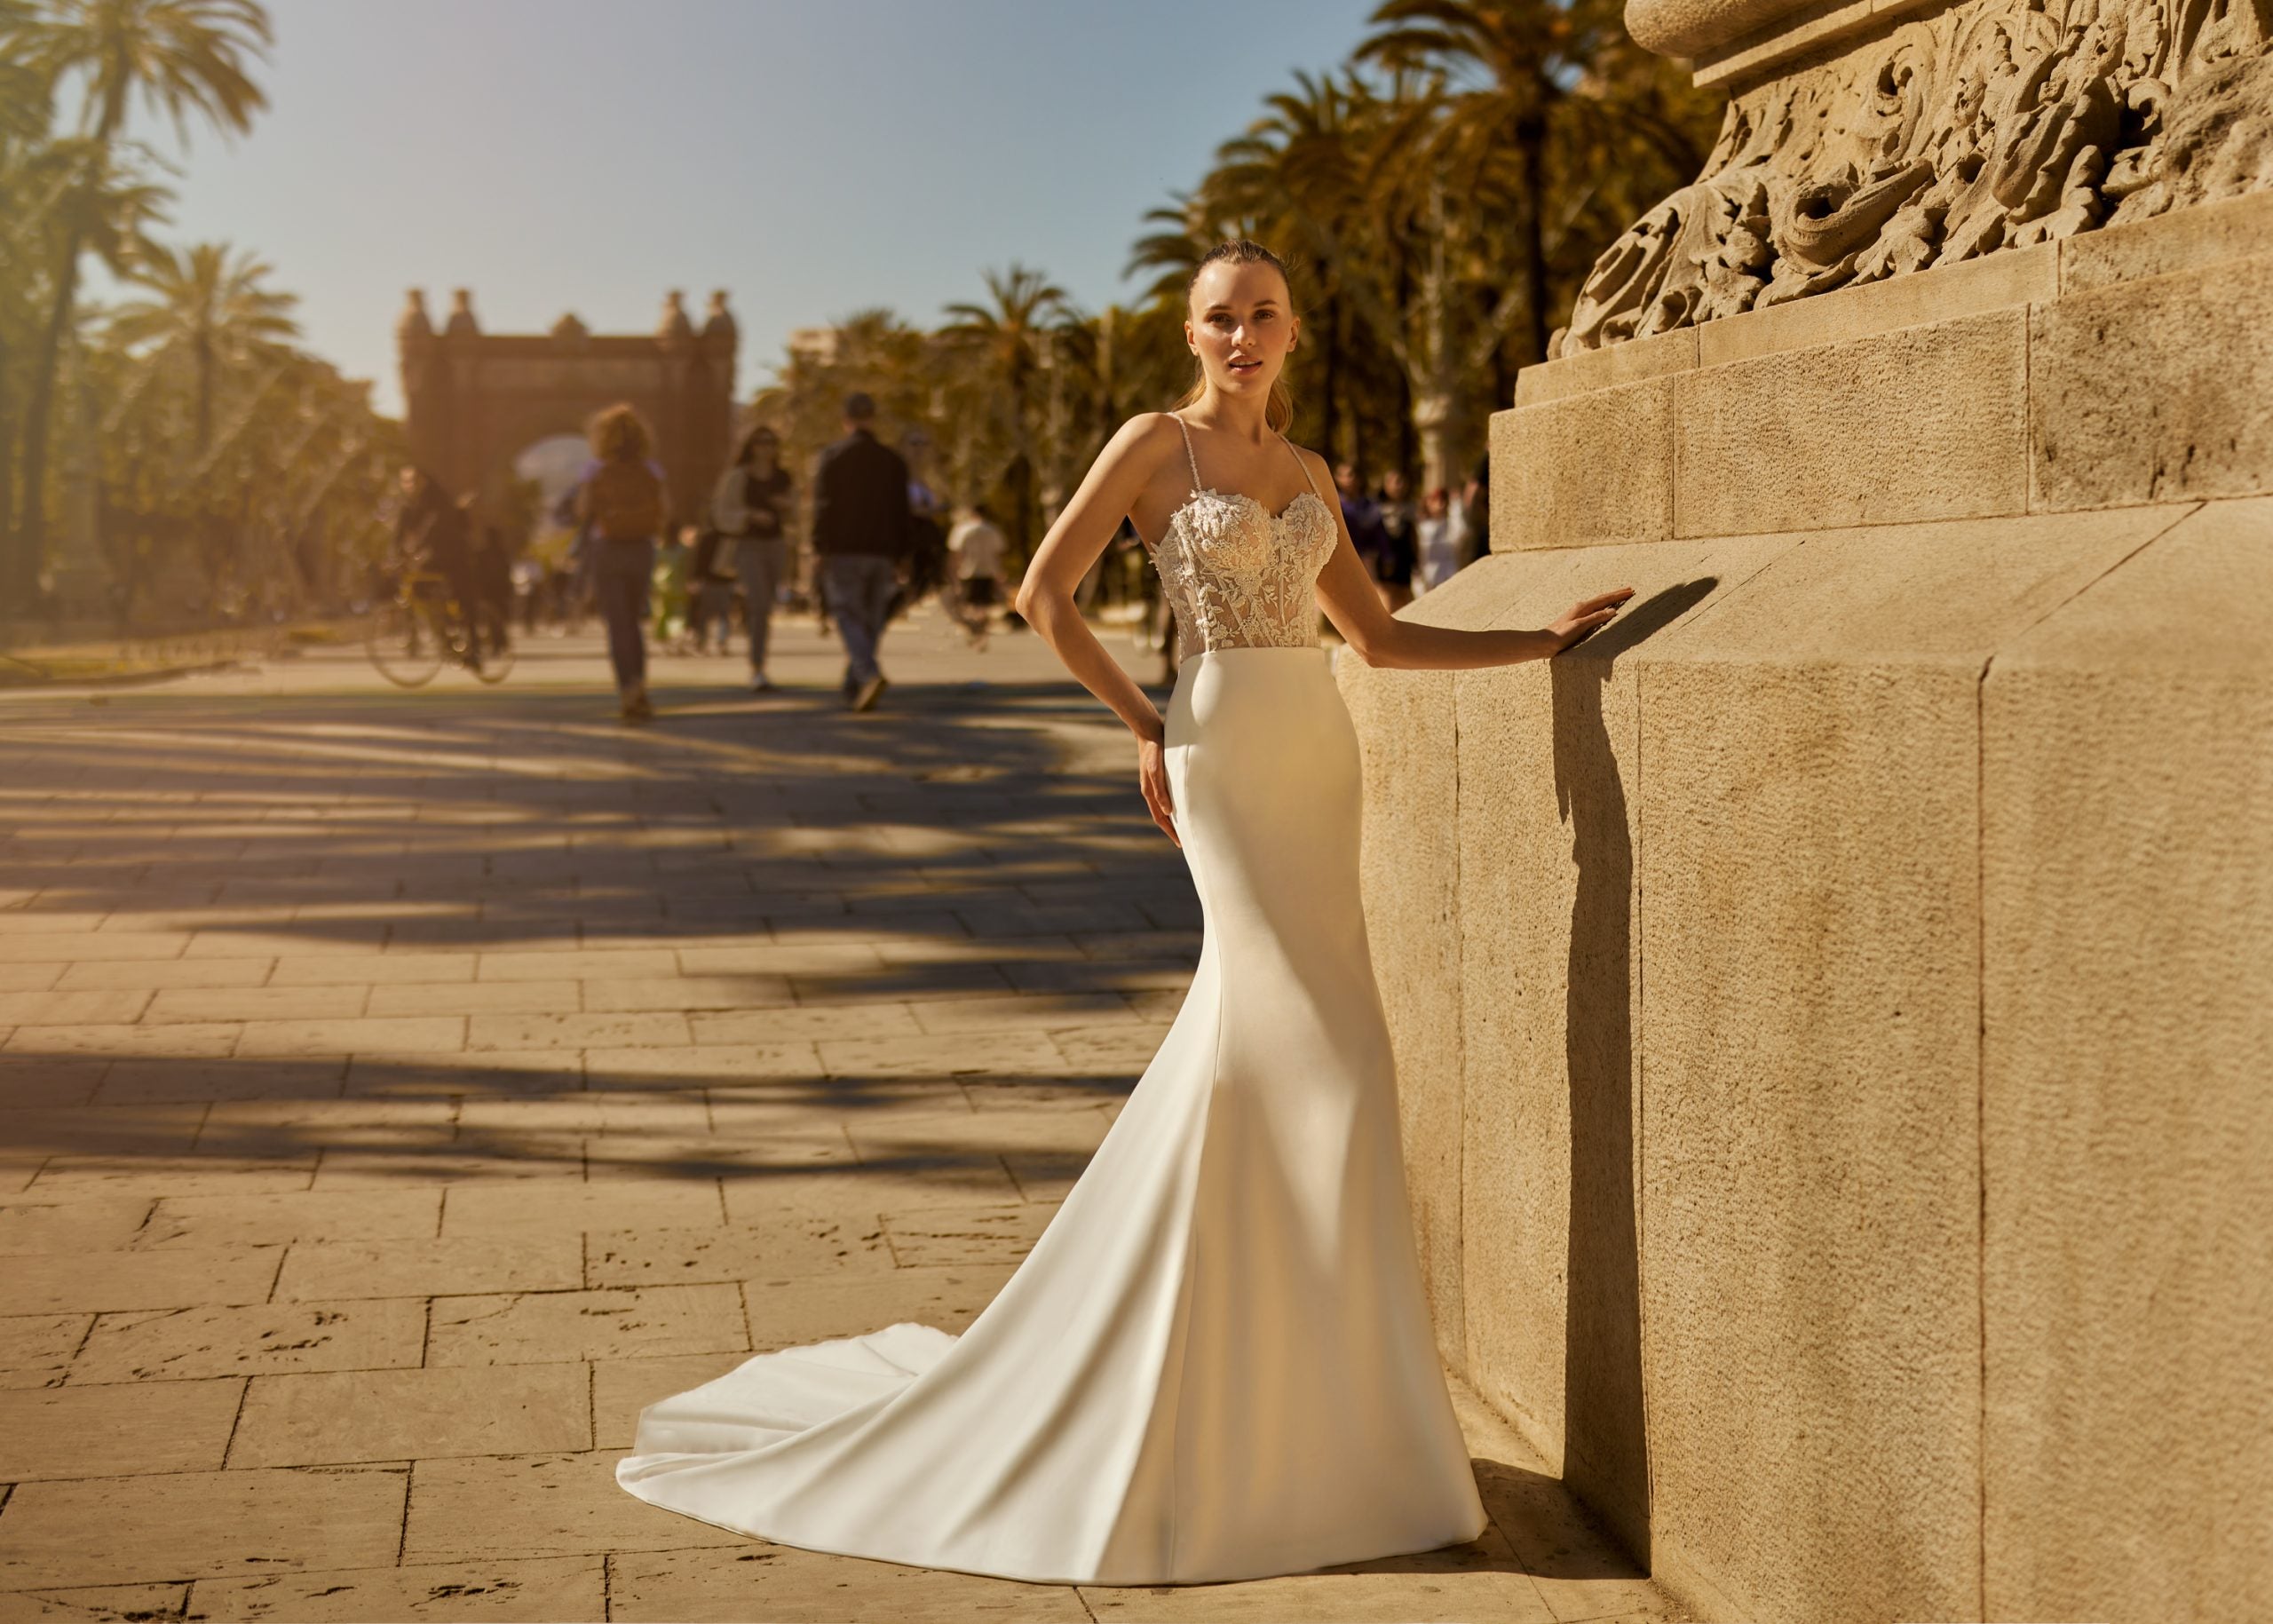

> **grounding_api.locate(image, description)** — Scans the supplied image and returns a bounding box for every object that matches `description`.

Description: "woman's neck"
[1179,386,1273,443]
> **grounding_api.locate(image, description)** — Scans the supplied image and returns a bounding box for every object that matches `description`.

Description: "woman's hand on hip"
[1137,733,1179,847]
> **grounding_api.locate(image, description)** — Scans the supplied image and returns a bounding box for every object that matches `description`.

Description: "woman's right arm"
[1015,414,1182,842]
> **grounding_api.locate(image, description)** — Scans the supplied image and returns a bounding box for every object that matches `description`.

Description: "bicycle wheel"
[365,602,444,687]
[472,635,518,685]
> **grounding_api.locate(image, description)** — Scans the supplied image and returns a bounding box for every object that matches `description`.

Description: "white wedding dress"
[614,414,1489,1585]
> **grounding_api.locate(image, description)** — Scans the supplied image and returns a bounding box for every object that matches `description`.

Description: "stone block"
[0,1581,188,1621]
[0,1376,242,1478]
[70,1296,424,1382]
[611,1544,1094,1623]
[741,1264,1018,1351]
[1442,535,1794,1553]
[0,1464,406,1588]
[274,1234,582,1300]
[0,1197,154,1254]
[137,1188,440,1248]
[585,1217,894,1287]
[1675,308,2030,535]
[402,1452,744,1562]
[187,1556,604,1622]
[426,1283,749,1366]
[875,1202,1054,1270]
[440,1181,726,1235]
[1696,243,2055,367]
[2060,186,2273,293]
[5,1244,281,1314]
[0,1312,90,1389]
[1515,326,1699,407]
[1494,378,1675,551]
[229,1362,591,1468]
[1337,571,1489,1368]
[1979,496,2273,1622]
[1623,504,2189,1620]
[2031,250,2273,511]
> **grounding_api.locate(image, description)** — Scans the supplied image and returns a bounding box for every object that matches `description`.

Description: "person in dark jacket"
[392,465,485,669]
[811,392,910,710]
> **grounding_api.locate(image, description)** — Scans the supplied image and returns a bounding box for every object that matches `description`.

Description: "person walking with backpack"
[709,424,793,692]
[574,403,670,723]
[811,392,911,710]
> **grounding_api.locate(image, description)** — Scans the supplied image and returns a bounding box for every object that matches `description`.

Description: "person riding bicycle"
[392,465,486,669]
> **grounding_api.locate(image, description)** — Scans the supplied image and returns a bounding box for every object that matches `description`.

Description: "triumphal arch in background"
[395,287,739,527]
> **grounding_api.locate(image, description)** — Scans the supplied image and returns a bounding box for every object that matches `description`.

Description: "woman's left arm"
[1304,452,1631,669]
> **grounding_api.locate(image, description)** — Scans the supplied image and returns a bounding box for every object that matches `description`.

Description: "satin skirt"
[613,645,1489,1585]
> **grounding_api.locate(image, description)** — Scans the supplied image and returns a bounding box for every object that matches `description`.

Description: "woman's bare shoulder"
[1282,438,1334,489]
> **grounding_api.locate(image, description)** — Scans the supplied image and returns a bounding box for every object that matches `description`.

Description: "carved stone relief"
[1558,0,2273,354]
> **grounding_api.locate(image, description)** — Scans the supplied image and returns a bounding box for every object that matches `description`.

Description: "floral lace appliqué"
[1153,487,1336,664]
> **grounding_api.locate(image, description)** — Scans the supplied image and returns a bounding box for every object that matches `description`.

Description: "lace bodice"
[1152,414,1337,664]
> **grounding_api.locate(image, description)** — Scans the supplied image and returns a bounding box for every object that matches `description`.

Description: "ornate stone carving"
[1559,0,2273,355]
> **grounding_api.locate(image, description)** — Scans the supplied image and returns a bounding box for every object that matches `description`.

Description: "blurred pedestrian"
[711,424,793,692]
[901,430,948,614]
[653,526,694,649]
[688,523,733,654]
[1455,452,1490,570]
[811,391,911,710]
[1414,486,1461,594]
[946,499,1008,647]
[1377,469,1418,609]
[574,402,669,724]
[393,466,485,670]
[1334,462,1410,611]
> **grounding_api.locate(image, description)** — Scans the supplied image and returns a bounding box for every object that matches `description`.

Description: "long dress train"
[612,416,1489,1586]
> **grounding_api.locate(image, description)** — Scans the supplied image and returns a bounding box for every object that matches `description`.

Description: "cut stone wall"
[1342,186,2273,1621]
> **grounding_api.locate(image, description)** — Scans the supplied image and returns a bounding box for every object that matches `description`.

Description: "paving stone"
[440,1183,725,1236]
[184,931,386,960]
[307,1135,587,1190]
[137,1188,440,1248]
[53,958,270,990]
[742,1264,1018,1351]
[465,1012,691,1051]
[427,1283,749,1366]
[0,1376,242,1478]
[0,1581,190,1622]
[0,992,153,1027]
[4,1244,281,1313]
[234,1017,465,1057]
[0,963,62,994]
[402,1452,745,1562]
[475,949,678,982]
[142,986,367,1025]
[585,1216,894,1289]
[878,1201,1058,1268]
[343,1050,584,1097]
[455,1094,709,1137]
[0,1197,154,1254]
[1077,1523,1550,1621]
[686,1003,924,1045]
[365,979,579,1018]
[0,1105,206,1159]
[588,1351,755,1450]
[4,1023,240,1058]
[275,1234,580,1301]
[27,1156,316,1199]
[186,1556,605,1622]
[69,1297,424,1383]
[271,952,477,985]
[900,993,1143,1035]
[0,1058,107,1108]
[582,1042,820,1086]
[609,1543,1092,1622]
[0,1313,89,1389]
[229,1362,590,1468]
[818,1031,1069,1081]
[94,1058,346,1105]
[581,1130,854,1183]
[0,934,186,964]
[0,1464,407,1588]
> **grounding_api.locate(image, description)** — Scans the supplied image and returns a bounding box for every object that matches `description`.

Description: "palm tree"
[940,265,1072,562]
[6,0,271,605]
[110,239,297,455]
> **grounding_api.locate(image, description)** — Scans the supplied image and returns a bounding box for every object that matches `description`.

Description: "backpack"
[584,460,664,542]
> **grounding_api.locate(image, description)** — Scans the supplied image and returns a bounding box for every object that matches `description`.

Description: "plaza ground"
[0,606,1679,1623]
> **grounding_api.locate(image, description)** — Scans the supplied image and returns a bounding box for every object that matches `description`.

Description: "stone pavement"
[0,607,1682,1622]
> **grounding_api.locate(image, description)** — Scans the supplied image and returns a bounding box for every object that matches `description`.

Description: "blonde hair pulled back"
[1174,239,1297,434]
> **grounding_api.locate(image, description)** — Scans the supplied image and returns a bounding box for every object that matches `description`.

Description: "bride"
[614,239,1634,1587]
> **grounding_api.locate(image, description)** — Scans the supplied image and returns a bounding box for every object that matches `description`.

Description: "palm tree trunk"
[1517,104,1553,366]
[1320,290,1342,464]
[12,235,83,607]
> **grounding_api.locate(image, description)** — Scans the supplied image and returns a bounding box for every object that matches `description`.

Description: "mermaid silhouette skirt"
[613,645,1489,1585]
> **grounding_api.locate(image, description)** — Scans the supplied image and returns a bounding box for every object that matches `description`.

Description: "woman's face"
[1184,259,1296,408]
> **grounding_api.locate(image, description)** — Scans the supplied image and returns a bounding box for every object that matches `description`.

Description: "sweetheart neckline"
[1170,487,1333,529]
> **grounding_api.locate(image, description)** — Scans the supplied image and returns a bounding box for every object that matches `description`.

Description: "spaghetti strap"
[1171,411,1204,494]
[1279,434,1322,502]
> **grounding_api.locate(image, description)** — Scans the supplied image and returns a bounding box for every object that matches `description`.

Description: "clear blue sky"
[138,0,1382,417]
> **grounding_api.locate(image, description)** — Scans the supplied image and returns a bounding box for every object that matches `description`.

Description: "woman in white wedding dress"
[614,240,1634,1586]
